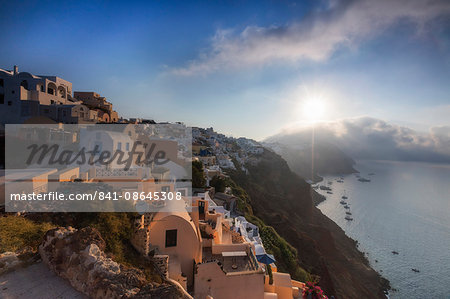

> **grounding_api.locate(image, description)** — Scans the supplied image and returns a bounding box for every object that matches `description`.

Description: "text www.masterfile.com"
[9,191,183,201]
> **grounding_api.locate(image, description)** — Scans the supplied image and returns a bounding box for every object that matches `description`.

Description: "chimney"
[13,65,18,75]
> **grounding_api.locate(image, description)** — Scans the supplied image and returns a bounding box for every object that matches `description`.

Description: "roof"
[214,192,237,202]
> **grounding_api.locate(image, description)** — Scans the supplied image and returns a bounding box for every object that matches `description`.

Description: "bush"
[210,176,227,193]
[0,216,55,253]
[192,160,206,188]
[260,225,311,282]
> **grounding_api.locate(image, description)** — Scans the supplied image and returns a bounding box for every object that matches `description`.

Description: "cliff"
[229,149,389,298]
[263,141,357,182]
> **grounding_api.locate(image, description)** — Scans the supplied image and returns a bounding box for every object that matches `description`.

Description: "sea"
[315,160,450,299]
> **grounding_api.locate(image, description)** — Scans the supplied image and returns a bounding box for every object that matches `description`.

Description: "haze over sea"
[316,160,450,299]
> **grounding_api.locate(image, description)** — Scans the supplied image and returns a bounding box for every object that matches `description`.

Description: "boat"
[341,195,348,199]
[344,205,350,209]
[340,200,347,204]
[319,185,332,191]
[345,211,352,215]
[392,251,399,255]
[358,177,371,182]
[412,268,420,273]
[327,191,333,194]
[312,185,319,190]
[345,216,353,221]
[336,179,344,183]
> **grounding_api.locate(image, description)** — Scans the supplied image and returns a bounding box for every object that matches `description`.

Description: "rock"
[39,226,186,299]
[0,252,21,274]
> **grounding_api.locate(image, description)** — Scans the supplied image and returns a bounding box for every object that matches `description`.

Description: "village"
[0,65,310,299]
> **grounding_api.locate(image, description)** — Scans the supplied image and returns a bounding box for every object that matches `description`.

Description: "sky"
[1,0,449,140]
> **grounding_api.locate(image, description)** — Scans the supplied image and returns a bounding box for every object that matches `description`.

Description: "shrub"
[0,216,55,253]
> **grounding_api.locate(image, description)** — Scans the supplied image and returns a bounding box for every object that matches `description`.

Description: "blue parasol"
[256,253,276,265]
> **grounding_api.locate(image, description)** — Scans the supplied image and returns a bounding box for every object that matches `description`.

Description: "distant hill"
[266,117,450,167]
[263,140,356,181]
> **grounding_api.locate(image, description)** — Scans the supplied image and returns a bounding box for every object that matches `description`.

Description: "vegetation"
[6,212,162,282]
[209,175,227,193]
[192,160,206,188]
[74,212,163,282]
[0,216,55,253]
[267,264,274,285]
[221,172,312,283]
[302,281,328,299]
[260,226,311,282]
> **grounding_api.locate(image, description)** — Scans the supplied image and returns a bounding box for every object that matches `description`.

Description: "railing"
[95,168,139,177]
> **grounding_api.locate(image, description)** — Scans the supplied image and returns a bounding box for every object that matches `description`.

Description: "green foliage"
[192,160,206,188]
[209,175,227,193]
[88,213,134,262]
[86,213,163,283]
[267,264,274,285]
[260,226,310,282]
[0,216,55,253]
[223,173,310,282]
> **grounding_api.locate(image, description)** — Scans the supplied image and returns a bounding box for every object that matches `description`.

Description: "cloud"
[172,0,450,75]
[268,117,450,163]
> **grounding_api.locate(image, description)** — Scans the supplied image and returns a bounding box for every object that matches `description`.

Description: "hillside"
[228,149,389,298]
[263,141,356,181]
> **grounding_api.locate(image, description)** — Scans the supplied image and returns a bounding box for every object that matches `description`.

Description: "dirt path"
[0,262,87,299]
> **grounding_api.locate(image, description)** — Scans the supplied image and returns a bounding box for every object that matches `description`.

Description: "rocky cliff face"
[230,149,389,299]
[263,142,357,181]
[39,226,187,299]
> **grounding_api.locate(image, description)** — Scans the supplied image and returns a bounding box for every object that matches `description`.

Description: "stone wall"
[153,254,169,278]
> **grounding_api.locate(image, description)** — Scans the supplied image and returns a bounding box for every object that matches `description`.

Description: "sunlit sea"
[316,160,450,299]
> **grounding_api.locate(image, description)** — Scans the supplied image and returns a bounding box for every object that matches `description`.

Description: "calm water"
[316,160,450,299]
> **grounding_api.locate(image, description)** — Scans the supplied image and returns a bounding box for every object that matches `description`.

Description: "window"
[126,143,130,151]
[0,93,4,104]
[117,142,122,151]
[0,79,3,87]
[44,108,49,113]
[165,229,177,247]
[162,186,171,193]
[8,101,12,106]
[11,90,15,94]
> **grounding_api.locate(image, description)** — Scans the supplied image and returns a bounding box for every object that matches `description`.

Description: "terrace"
[201,246,260,274]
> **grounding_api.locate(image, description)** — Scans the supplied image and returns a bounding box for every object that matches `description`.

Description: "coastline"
[232,150,391,298]
[315,160,450,298]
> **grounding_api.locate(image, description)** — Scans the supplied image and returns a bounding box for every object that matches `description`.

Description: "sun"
[301,98,327,122]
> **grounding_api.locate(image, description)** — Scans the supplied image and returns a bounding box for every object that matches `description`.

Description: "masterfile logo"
[5,123,192,213]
